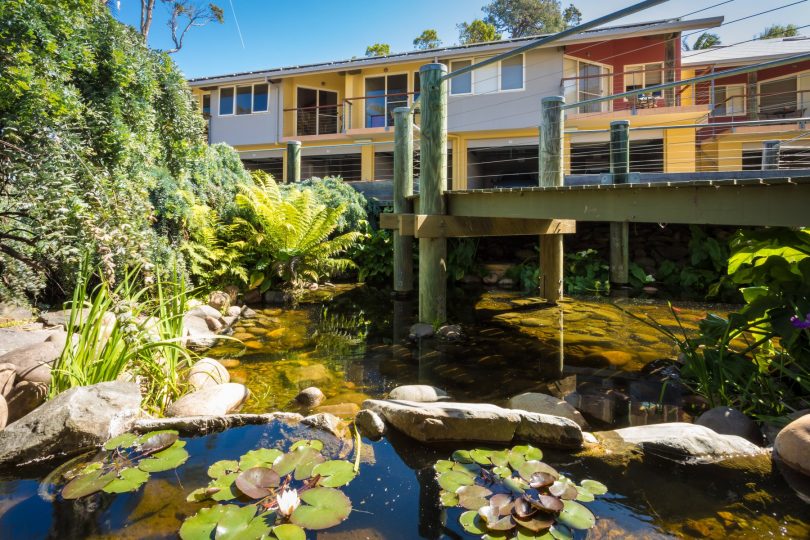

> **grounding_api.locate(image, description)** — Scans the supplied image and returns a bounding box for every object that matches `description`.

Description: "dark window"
[242,157,283,179]
[201,94,211,118]
[467,146,538,189]
[760,77,798,118]
[236,86,252,115]
[253,83,268,112]
[296,88,318,136]
[219,87,234,115]
[570,139,664,174]
[301,154,362,181]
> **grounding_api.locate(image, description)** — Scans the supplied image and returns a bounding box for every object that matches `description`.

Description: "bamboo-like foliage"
[227,176,361,291]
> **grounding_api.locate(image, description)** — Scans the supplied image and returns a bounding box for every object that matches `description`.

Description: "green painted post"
[538,96,564,302]
[609,120,630,286]
[286,140,301,183]
[393,107,414,293]
[418,64,448,325]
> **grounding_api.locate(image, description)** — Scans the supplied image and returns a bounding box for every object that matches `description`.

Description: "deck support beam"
[609,120,630,286]
[418,64,448,325]
[538,96,565,302]
[286,140,301,183]
[392,107,414,294]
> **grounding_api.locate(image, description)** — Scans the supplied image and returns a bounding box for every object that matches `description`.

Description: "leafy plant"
[44,430,189,500]
[279,176,369,236]
[436,445,605,539]
[448,238,481,282]
[506,261,540,292]
[181,439,356,539]
[313,306,369,357]
[628,262,654,289]
[352,228,395,284]
[564,249,609,295]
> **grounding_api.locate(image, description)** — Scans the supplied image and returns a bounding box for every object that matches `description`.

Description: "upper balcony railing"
[344,91,420,131]
[709,88,810,120]
[284,103,343,137]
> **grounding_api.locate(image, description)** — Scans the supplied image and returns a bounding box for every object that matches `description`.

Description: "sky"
[111,0,810,79]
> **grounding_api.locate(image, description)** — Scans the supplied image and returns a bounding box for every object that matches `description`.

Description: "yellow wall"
[664,128,696,173]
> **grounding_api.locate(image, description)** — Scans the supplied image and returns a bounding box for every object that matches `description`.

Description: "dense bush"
[280,176,369,234]
[0,0,251,304]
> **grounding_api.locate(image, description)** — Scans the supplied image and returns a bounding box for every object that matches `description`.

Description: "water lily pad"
[179,504,231,540]
[513,497,538,519]
[489,450,510,467]
[438,470,475,492]
[186,487,209,503]
[312,460,356,488]
[534,494,564,514]
[517,528,555,540]
[503,476,528,494]
[579,479,608,495]
[272,447,322,478]
[235,467,281,499]
[138,430,179,454]
[549,524,574,540]
[529,472,556,489]
[452,449,473,464]
[440,490,459,507]
[514,514,555,533]
[493,466,512,478]
[138,442,189,473]
[272,523,306,540]
[210,472,240,501]
[62,469,117,499]
[575,490,595,503]
[103,433,138,450]
[239,448,283,470]
[434,460,455,473]
[103,467,149,494]
[460,510,487,534]
[518,461,559,482]
[488,493,514,516]
[512,445,543,461]
[471,448,494,465]
[549,480,577,500]
[457,484,492,510]
[483,533,510,540]
[290,487,352,530]
[208,460,239,479]
[290,439,324,452]
[558,500,595,530]
[216,505,271,540]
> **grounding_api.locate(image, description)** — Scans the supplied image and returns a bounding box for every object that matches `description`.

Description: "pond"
[0,284,807,539]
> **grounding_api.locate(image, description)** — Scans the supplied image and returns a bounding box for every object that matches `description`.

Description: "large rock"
[166,383,249,417]
[509,392,588,428]
[0,303,34,325]
[388,385,450,402]
[295,387,325,407]
[362,400,582,449]
[600,423,767,464]
[302,413,344,438]
[207,291,231,312]
[0,395,7,430]
[696,406,762,444]
[0,381,142,466]
[0,364,15,396]
[183,314,218,350]
[187,358,230,391]
[6,381,47,424]
[774,414,810,476]
[354,409,385,440]
[0,338,63,384]
[0,328,64,357]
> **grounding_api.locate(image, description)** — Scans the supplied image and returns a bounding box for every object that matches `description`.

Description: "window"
[236,86,252,115]
[760,76,798,117]
[364,74,408,128]
[414,72,421,101]
[712,84,745,116]
[624,63,663,96]
[501,55,524,90]
[200,93,211,118]
[219,87,234,115]
[474,61,498,94]
[253,83,268,112]
[450,60,472,95]
[563,57,611,114]
[296,87,339,136]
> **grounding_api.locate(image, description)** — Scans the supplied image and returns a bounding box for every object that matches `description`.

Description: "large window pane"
[253,83,268,112]
[365,76,386,128]
[501,55,523,90]
[219,87,234,115]
[318,90,338,134]
[474,61,498,95]
[760,77,797,117]
[387,74,408,126]
[201,94,211,117]
[236,85,252,115]
[450,60,472,94]
[297,87,317,136]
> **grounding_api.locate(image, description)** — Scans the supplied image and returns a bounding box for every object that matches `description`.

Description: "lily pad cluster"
[435,445,608,539]
[180,439,356,540]
[50,431,189,499]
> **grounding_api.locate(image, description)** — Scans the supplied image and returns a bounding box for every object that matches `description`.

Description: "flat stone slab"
[599,422,767,464]
[131,412,304,437]
[362,399,582,449]
[0,328,63,356]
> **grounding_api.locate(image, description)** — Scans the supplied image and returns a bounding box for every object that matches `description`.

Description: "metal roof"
[682,36,810,67]
[188,16,723,86]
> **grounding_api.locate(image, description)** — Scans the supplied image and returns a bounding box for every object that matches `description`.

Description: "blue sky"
[111,0,810,79]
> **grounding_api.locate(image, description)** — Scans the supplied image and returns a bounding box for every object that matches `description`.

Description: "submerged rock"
[362,399,582,449]
[187,358,230,391]
[302,412,345,438]
[295,386,325,407]
[409,323,434,339]
[388,385,450,402]
[696,406,762,445]
[0,381,141,466]
[774,414,810,477]
[316,403,360,417]
[508,392,588,428]
[166,383,249,417]
[354,409,385,440]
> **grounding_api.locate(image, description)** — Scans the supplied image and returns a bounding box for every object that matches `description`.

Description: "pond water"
[0,284,808,539]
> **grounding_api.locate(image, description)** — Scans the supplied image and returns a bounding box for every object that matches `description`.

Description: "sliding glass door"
[296,88,339,136]
[364,74,408,128]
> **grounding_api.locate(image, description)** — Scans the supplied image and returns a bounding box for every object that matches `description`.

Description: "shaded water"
[1,285,808,539]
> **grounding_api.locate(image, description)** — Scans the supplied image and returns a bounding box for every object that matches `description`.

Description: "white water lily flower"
[276,488,300,517]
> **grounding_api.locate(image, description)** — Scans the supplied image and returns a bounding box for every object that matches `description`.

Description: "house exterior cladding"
[682,36,810,171]
[188,17,724,186]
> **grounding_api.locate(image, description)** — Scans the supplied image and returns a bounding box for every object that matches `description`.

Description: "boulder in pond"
[362,399,582,449]
[187,358,230,391]
[0,363,15,397]
[295,386,325,407]
[354,409,385,440]
[207,290,231,312]
[388,385,450,402]
[166,383,249,417]
[0,381,142,466]
[408,323,434,339]
[5,381,47,424]
[316,403,360,417]
[183,313,218,350]
[598,423,767,465]
[241,306,258,318]
[509,392,588,428]
[774,414,810,477]
[302,412,345,438]
[227,305,242,318]
[696,406,762,445]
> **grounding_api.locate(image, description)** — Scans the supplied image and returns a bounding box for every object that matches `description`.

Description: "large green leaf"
[578,479,607,496]
[460,510,487,534]
[103,433,138,450]
[290,487,352,530]
[239,448,283,470]
[558,500,595,530]
[438,470,475,492]
[103,467,149,494]
[272,523,306,540]
[235,467,280,499]
[215,504,271,540]
[210,473,240,502]
[138,441,189,473]
[62,469,117,499]
[208,460,240,479]
[272,447,323,479]
[312,460,356,488]
[180,504,231,540]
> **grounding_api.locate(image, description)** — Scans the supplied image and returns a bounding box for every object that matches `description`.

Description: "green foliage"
[758,24,799,40]
[352,228,395,283]
[436,445,605,539]
[365,43,391,57]
[564,249,610,295]
[279,176,369,235]
[655,226,733,299]
[457,19,502,44]
[690,32,721,50]
[413,29,442,50]
[483,0,581,37]
[506,262,541,292]
[447,239,480,282]
[226,176,361,291]
[628,262,654,289]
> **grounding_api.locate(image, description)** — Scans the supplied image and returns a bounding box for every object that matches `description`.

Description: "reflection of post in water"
[418,337,444,387]
[550,306,564,379]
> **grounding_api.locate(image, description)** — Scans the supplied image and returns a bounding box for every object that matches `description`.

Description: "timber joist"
[379,213,576,238]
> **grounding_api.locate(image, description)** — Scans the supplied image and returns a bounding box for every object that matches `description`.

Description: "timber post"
[286,140,301,183]
[609,120,630,286]
[538,96,564,302]
[418,63,448,325]
[762,140,781,170]
[393,106,414,294]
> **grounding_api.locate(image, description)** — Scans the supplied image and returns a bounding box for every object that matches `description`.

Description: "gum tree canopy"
[0,0,250,303]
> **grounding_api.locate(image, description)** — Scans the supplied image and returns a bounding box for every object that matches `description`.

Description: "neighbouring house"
[189,17,725,186]
[682,36,810,171]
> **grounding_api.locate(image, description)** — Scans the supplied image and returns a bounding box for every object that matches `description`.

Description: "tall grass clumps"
[50,260,196,415]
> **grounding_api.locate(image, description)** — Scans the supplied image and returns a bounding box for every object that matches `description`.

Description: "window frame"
[219,87,235,116]
[362,71,410,129]
[757,73,800,115]
[448,54,526,96]
[712,83,746,116]
[563,55,613,113]
[295,85,340,136]
[449,59,474,96]
[623,62,664,98]
[499,53,525,92]
[218,83,271,117]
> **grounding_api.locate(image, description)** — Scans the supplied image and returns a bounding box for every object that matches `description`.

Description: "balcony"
[344,91,419,132]
[284,103,343,138]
